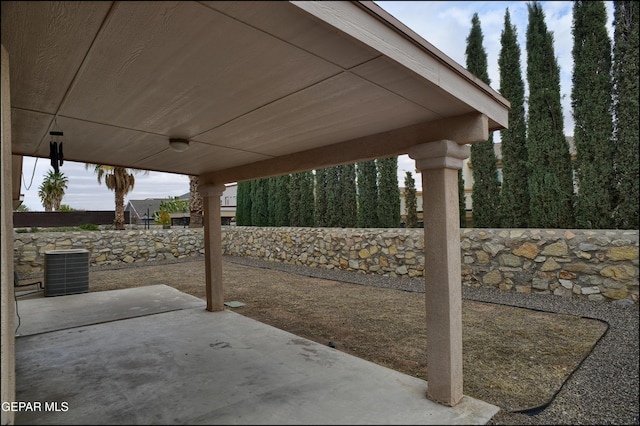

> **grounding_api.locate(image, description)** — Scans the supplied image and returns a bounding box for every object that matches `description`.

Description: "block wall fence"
[13,227,638,304]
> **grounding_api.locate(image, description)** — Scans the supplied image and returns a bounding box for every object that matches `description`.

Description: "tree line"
[468,1,638,230]
[236,158,404,228]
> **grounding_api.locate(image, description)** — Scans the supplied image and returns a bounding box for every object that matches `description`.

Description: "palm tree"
[38,170,68,211]
[85,164,148,230]
[188,175,203,228]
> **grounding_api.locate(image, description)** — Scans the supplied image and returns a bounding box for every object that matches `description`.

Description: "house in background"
[124,183,237,226]
[124,198,166,226]
[218,183,237,226]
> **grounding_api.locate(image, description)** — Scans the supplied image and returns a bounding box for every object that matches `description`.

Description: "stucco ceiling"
[2,1,509,184]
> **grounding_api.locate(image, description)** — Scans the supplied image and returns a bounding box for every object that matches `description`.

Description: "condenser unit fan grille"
[44,249,89,297]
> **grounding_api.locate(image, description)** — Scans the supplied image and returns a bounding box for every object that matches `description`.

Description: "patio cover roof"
[2,1,511,417]
[2,0,508,184]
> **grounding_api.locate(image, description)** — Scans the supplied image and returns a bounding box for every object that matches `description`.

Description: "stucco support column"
[1,43,16,425]
[198,183,227,312]
[409,140,470,407]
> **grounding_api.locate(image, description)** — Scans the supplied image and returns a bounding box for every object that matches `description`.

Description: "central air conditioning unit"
[44,249,90,297]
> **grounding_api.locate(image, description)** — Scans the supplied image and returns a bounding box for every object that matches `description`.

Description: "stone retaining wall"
[13,229,206,274]
[13,227,638,304]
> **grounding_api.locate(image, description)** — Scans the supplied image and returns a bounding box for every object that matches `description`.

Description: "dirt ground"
[60,257,607,416]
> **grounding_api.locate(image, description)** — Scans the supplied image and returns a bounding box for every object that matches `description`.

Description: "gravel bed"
[223,255,639,426]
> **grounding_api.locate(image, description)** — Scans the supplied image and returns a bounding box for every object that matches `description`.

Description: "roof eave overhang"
[294,1,509,130]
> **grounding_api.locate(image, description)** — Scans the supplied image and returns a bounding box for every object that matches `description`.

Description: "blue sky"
[19,1,614,211]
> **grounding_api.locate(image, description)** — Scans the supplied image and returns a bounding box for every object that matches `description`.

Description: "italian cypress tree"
[526,2,574,228]
[341,164,358,227]
[314,168,328,227]
[357,160,378,227]
[466,13,501,228]
[267,177,277,226]
[377,156,400,228]
[498,8,529,228]
[572,0,614,229]
[236,180,252,225]
[612,1,639,229]
[274,174,290,226]
[404,171,419,228]
[289,172,301,226]
[458,170,466,228]
[325,166,342,227]
[250,178,269,226]
[298,170,315,227]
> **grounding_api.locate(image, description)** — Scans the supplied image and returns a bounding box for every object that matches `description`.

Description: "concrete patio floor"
[12,285,499,425]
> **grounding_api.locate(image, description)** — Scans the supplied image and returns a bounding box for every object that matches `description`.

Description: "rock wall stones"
[222,227,425,278]
[13,227,638,304]
[459,229,638,305]
[13,229,204,274]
